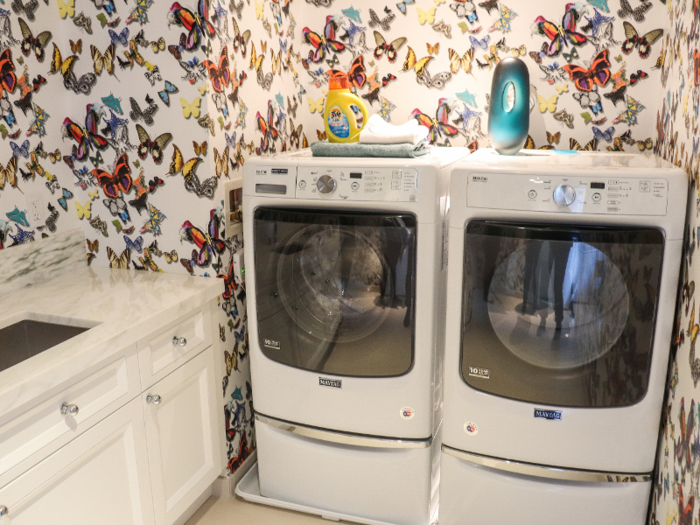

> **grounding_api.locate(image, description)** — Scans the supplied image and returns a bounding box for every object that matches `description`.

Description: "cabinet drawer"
[138,308,212,390]
[0,398,154,525]
[0,349,141,485]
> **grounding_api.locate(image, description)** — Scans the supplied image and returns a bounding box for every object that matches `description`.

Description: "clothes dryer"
[439,149,687,525]
[243,148,469,525]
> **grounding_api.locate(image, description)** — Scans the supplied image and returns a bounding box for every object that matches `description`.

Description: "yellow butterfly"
[261,40,268,54]
[75,200,91,219]
[511,44,526,56]
[249,42,264,72]
[48,149,61,163]
[427,43,439,55]
[164,250,179,263]
[107,247,130,269]
[0,157,18,189]
[270,50,281,75]
[434,0,445,4]
[193,140,208,156]
[458,22,469,33]
[180,97,201,119]
[402,46,433,76]
[198,84,209,95]
[57,0,75,19]
[448,48,474,74]
[537,94,558,113]
[90,44,115,75]
[50,44,76,77]
[307,97,324,113]
[417,6,436,24]
[88,188,99,200]
[255,0,264,19]
[167,145,203,178]
[214,146,229,178]
[555,84,569,94]
[150,37,165,53]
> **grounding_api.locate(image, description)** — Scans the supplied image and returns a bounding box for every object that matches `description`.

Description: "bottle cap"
[328,73,349,90]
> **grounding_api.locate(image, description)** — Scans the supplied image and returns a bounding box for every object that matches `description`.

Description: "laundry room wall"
[648,1,700,523]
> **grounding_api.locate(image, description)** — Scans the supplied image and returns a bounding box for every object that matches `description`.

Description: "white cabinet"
[143,348,221,525]
[0,398,155,525]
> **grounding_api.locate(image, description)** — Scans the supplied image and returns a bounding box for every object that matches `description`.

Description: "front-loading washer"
[439,149,687,525]
[241,148,469,525]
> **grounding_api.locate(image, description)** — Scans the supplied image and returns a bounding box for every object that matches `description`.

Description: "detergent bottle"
[324,73,368,143]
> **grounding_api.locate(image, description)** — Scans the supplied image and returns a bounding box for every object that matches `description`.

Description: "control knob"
[316,175,337,194]
[553,184,576,207]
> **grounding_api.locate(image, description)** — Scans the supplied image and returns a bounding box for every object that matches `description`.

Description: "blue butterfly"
[0,93,16,126]
[92,0,116,14]
[583,9,614,38]
[213,2,227,29]
[396,0,415,14]
[6,206,29,227]
[124,234,144,253]
[585,0,609,13]
[57,188,73,211]
[101,93,123,114]
[157,81,178,106]
[456,89,477,107]
[279,38,288,55]
[103,110,128,140]
[467,11,478,23]
[342,19,366,45]
[234,326,246,344]
[10,139,30,158]
[592,126,615,142]
[109,27,129,47]
[0,8,10,16]
[342,5,361,22]
[10,226,34,245]
[275,92,284,108]
[469,35,490,50]
[225,132,236,148]
[231,386,243,400]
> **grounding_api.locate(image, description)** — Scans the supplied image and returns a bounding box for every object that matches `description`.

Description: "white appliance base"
[439,451,651,525]
[236,463,398,525]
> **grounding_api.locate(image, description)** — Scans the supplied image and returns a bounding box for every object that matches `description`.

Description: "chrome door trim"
[442,445,652,483]
[256,413,432,449]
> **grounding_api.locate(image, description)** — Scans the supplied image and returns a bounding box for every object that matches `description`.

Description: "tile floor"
[185,496,340,525]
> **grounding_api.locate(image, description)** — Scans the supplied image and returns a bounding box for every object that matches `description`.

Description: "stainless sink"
[0,319,92,373]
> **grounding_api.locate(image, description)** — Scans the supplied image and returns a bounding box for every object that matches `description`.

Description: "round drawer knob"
[0,505,8,517]
[172,336,187,347]
[147,394,162,405]
[60,403,79,417]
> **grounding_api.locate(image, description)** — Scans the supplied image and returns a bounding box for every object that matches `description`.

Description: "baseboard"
[210,450,258,499]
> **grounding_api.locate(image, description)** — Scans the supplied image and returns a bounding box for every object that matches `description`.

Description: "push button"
[592,193,601,202]
[528,190,537,199]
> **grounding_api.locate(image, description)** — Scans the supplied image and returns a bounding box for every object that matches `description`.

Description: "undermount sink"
[0,316,98,373]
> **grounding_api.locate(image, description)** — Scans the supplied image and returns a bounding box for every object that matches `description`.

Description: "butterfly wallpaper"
[0,0,685,487]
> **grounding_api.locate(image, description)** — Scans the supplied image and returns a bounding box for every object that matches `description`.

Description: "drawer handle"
[60,403,79,417]
[0,505,7,517]
[147,394,162,405]
[172,336,187,347]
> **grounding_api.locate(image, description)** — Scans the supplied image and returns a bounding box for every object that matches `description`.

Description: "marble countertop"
[0,266,223,421]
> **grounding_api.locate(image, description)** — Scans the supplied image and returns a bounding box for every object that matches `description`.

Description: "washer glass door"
[461,221,664,408]
[254,208,416,377]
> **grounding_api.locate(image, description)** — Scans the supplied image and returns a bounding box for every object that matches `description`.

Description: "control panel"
[466,172,668,215]
[296,167,418,201]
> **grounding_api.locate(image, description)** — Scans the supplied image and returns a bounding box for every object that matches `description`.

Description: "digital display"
[591,182,605,189]
[350,172,362,179]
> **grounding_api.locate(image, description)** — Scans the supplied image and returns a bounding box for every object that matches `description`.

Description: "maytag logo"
[263,338,280,350]
[534,409,562,421]
[468,366,490,379]
[471,176,488,182]
[319,377,342,389]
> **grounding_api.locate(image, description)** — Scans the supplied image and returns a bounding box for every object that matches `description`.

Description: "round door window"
[486,241,629,369]
[277,225,391,344]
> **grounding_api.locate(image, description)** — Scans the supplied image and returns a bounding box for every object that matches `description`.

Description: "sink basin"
[0,318,95,373]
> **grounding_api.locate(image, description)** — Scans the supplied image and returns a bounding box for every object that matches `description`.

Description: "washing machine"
[241,148,469,525]
[439,149,687,525]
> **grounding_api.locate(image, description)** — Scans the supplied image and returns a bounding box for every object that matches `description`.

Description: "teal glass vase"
[488,57,530,155]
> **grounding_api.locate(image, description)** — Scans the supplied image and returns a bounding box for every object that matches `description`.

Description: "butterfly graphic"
[203,45,230,92]
[123,235,144,253]
[621,22,663,58]
[402,46,434,79]
[91,153,132,199]
[553,109,574,128]
[109,27,129,47]
[90,44,115,76]
[416,6,435,24]
[157,81,179,107]
[448,48,475,75]
[537,94,558,113]
[0,157,18,190]
[73,12,93,34]
[101,93,122,114]
[180,217,226,268]
[368,7,395,31]
[61,105,108,161]
[373,31,406,63]
[396,0,415,14]
[135,124,172,165]
[126,0,153,25]
[488,4,517,33]
[129,96,158,125]
[592,125,615,142]
[604,85,626,106]
[307,96,324,113]
[256,100,279,153]
[0,49,17,97]
[411,98,459,144]
[469,35,490,50]
[618,0,651,22]
[562,49,611,91]
[75,199,92,219]
[10,139,29,158]
[232,19,251,57]
[181,97,201,119]
[303,15,346,63]
[107,246,130,269]
[56,187,74,211]
[139,203,166,236]
[570,138,598,151]
[532,4,587,57]
[450,0,477,22]
[193,140,208,156]
[57,0,75,18]
[18,18,51,62]
[378,97,396,121]
[168,0,216,51]
[612,95,645,125]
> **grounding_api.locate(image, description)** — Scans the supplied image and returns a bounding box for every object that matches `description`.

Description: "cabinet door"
[0,398,154,525]
[143,347,221,525]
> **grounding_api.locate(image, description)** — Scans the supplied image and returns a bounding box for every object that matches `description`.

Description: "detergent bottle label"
[327,105,350,138]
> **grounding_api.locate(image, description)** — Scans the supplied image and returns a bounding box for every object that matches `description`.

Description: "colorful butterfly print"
[126,0,153,25]
[592,125,615,142]
[90,44,115,76]
[469,35,489,50]
[0,157,18,190]
[203,45,230,93]
[150,38,165,53]
[546,131,561,145]
[368,7,395,31]
[57,187,73,211]
[101,93,122,114]
[456,89,477,107]
[448,48,475,74]
[88,188,99,200]
[378,97,396,121]
[410,98,460,144]
[532,4,587,57]
[342,6,361,22]
[562,49,611,91]
[302,15,346,63]
[629,70,648,85]
[537,94,558,113]
[0,49,17,97]
[61,105,108,160]
[180,218,226,268]
[396,0,415,14]
[134,124,171,165]
[17,18,51,62]
[618,0,651,22]
[569,137,598,150]
[181,97,201,119]
[612,95,645,125]
[581,9,614,38]
[477,0,498,13]
[488,4,517,33]
[156,81,178,107]
[523,135,554,150]
[57,0,75,18]
[573,91,603,114]
[138,203,165,236]
[450,0,477,21]
[167,143,203,179]
[168,0,216,51]
[91,153,132,199]
[122,234,144,253]
[193,141,208,156]
[604,85,626,106]
[553,109,574,128]
[256,100,279,153]
[637,137,653,151]
[556,84,569,94]
[402,46,433,77]
[106,246,130,269]
[108,28,129,49]
[75,199,91,219]
[621,22,663,58]
[10,139,29,158]
[102,196,129,222]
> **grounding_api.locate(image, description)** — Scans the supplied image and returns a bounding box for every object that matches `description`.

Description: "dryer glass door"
[253,208,416,377]
[461,221,664,408]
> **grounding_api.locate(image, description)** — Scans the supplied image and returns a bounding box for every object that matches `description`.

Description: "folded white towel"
[360,114,429,145]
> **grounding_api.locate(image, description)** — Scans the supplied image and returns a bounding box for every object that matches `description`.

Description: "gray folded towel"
[311,141,429,158]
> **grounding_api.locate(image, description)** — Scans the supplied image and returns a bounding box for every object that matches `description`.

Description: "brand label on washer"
[464,422,478,435]
[271,168,288,174]
[534,409,562,421]
[319,377,342,388]
[400,407,415,420]
[468,366,490,379]
[263,338,280,350]
[471,175,488,183]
